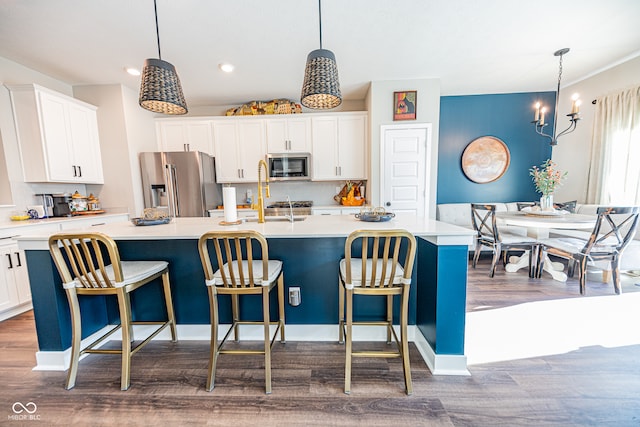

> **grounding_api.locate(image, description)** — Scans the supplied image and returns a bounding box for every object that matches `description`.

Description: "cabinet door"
[286,117,311,152]
[67,103,104,183]
[266,117,311,152]
[265,119,288,152]
[213,121,242,183]
[237,119,266,182]
[337,114,367,180]
[0,246,20,312]
[38,91,74,181]
[12,248,31,303]
[157,121,187,151]
[311,116,339,180]
[157,121,214,154]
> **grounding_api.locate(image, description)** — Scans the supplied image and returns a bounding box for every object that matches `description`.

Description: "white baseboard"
[33,323,470,376]
[0,302,32,322]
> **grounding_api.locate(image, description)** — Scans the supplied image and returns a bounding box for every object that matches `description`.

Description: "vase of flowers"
[529,159,567,211]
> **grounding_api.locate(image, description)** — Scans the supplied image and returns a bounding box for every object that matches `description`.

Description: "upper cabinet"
[8,84,104,184]
[311,113,367,181]
[213,118,266,183]
[155,119,214,155]
[266,117,311,153]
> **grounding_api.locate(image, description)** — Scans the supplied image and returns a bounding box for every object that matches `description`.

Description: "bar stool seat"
[48,232,177,391]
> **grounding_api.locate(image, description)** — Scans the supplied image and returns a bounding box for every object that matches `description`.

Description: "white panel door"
[382,127,427,216]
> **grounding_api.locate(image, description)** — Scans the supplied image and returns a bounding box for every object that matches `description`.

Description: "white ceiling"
[1,0,639,109]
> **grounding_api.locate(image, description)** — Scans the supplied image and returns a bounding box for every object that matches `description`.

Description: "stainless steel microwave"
[266,153,311,181]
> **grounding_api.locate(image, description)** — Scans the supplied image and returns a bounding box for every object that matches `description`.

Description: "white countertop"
[16,214,474,250]
[0,212,127,230]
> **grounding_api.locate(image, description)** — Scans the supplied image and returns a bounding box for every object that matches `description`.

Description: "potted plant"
[529,159,567,210]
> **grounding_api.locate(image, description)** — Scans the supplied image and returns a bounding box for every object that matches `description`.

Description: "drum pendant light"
[300,0,342,109]
[139,0,188,115]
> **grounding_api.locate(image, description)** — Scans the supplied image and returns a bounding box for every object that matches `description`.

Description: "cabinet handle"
[6,253,13,269]
[242,169,245,178]
[72,165,77,177]
[78,165,82,177]
[14,252,22,267]
[339,166,342,176]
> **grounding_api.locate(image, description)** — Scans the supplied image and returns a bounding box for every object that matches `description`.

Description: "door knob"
[386,202,391,207]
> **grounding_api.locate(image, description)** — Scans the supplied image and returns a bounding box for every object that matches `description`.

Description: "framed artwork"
[393,91,417,120]
[461,136,511,183]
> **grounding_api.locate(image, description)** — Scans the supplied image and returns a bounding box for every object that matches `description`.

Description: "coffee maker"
[50,193,73,217]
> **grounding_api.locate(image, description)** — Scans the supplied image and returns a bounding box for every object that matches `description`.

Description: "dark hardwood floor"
[2,258,640,426]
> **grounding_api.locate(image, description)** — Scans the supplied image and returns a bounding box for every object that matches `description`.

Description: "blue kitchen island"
[17,214,474,375]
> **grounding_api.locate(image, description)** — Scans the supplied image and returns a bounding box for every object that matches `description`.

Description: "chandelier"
[532,48,581,146]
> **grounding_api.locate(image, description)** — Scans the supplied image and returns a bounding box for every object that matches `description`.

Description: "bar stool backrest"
[199,230,270,288]
[49,232,123,289]
[343,229,416,288]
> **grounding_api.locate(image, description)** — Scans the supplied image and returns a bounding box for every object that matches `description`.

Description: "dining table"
[496,211,597,281]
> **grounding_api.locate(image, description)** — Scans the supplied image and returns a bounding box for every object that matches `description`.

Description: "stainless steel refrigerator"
[140,151,222,217]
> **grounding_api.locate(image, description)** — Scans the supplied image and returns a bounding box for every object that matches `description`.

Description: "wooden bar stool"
[338,229,417,395]
[198,230,285,394]
[48,232,177,390]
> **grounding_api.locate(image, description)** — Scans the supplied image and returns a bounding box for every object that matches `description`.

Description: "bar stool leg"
[262,286,272,394]
[161,271,178,342]
[344,288,353,394]
[386,295,393,344]
[278,274,286,343]
[400,286,412,395]
[65,290,82,390]
[338,279,345,344]
[117,290,133,391]
[206,288,219,392]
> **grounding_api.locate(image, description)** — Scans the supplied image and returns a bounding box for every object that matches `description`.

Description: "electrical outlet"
[288,286,301,306]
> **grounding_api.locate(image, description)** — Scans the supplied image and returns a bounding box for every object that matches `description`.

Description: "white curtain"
[586,85,640,204]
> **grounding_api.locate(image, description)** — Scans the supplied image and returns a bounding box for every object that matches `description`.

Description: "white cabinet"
[8,84,104,184]
[213,119,266,183]
[311,113,367,181]
[156,119,214,155]
[0,240,32,320]
[266,117,311,153]
[312,207,361,215]
[58,213,130,230]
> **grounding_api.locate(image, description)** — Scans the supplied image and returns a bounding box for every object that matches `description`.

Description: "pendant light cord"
[154,0,162,59]
[318,0,323,49]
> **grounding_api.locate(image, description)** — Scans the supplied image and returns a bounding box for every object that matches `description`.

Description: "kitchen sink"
[244,215,307,222]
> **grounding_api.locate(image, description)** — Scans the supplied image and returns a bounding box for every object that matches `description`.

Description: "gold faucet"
[252,159,270,223]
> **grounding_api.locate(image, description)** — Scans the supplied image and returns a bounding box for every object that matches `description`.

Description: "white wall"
[553,55,640,203]
[367,79,441,217]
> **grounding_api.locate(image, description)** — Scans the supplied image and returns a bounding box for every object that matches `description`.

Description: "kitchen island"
[17,214,474,375]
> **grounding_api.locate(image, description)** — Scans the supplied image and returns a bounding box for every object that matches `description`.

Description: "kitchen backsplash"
[228,181,367,206]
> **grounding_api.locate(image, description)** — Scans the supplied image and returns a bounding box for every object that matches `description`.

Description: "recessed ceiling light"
[218,63,234,73]
[125,67,141,76]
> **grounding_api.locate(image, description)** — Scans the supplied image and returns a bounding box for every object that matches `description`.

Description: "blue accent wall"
[437,92,556,203]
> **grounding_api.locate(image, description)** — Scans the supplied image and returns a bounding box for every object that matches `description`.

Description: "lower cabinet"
[0,240,32,320]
